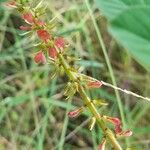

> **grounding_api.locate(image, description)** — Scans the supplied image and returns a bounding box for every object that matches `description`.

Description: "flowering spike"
[98,138,106,150]
[34,51,46,64]
[89,117,96,131]
[68,107,84,118]
[37,29,51,42]
[22,12,34,24]
[55,37,65,48]
[48,47,58,59]
[87,81,103,89]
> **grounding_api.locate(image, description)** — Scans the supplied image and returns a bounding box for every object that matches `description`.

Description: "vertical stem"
[58,53,123,150]
[85,0,127,133]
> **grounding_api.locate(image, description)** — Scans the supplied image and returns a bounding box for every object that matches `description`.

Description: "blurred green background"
[0,0,150,149]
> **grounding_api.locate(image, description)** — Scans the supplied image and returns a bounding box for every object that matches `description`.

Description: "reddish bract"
[37,29,51,42]
[22,12,34,24]
[55,37,65,48]
[48,47,58,59]
[34,51,46,64]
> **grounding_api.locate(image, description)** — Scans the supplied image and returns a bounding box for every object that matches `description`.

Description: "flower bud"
[6,1,17,8]
[35,19,45,26]
[55,37,65,48]
[117,130,133,137]
[22,12,34,24]
[104,116,121,126]
[34,51,46,64]
[37,29,51,42]
[20,25,31,31]
[98,138,106,150]
[114,124,122,134]
[87,81,102,89]
[48,47,58,59]
[68,107,84,118]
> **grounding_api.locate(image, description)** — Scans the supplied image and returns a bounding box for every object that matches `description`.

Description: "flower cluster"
[6,1,133,150]
[21,11,65,63]
[7,1,65,64]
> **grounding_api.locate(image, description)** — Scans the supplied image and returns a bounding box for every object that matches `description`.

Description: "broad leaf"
[110,7,150,70]
[96,0,150,71]
[96,0,150,20]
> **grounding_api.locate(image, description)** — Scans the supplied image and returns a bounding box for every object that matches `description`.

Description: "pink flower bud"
[55,37,65,48]
[35,19,45,26]
[6,1,16,8]
[48,47,58,59]
[105,116,121,126]
[68,107,84,118]
[117,130,133,137]
[22,12,34,24]
[20,25,31,31]
[98,138,106,150]
[87,81,102,88]
[37,29,51,42]
[115,124,122,134]
[34,51,46,64]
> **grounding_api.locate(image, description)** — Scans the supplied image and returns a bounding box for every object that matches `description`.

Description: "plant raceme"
[6,1,133,150]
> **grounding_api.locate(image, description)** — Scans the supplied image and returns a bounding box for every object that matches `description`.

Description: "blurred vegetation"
[0,0,150,150]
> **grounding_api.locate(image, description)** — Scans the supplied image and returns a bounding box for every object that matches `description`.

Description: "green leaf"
[96,0,150,71]
[109,7,150,71]
[96,0,150,20]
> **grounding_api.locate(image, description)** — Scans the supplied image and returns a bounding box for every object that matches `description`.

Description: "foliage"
[96,0,150,71]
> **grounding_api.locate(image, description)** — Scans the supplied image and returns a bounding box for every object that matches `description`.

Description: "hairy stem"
[58,53,123,150]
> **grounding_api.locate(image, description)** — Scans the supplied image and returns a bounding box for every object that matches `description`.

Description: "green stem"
[58,53,123,150]
[85,0,127,133]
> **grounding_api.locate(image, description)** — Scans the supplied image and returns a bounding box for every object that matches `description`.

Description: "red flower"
[22,12,34,24]
[6,1,16,8]
[48,47,58,59]
[34,51,46,64]
[20,25,31,31]
[55,37,65,48]
[87,81,103,88]
[98,138,106,150]
[68,107,84,118]
[37,29,51,42]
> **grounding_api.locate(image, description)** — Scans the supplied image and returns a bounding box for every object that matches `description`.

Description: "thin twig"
[101,81,150,102]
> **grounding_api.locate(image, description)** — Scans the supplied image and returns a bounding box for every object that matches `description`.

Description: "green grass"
[0,0,150,150]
